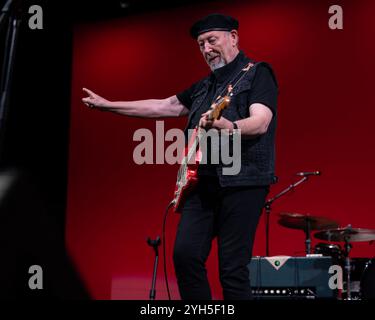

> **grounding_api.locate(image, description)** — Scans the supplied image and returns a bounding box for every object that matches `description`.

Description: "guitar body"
[172,164,199,213]
[170,64,253,213]
[172,127,202,213]
[171,91,232,213]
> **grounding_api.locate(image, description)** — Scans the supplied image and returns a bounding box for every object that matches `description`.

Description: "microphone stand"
[264,176,309,256]
[147,236,161,300]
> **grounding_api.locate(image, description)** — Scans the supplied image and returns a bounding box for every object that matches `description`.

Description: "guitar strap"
[184,61,255,137]
[211,61,255,104]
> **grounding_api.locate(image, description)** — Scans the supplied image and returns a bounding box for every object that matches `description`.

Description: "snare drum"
[360,259,375,299]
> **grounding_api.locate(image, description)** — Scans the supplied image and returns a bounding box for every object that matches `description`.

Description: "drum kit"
[278,212,375,300]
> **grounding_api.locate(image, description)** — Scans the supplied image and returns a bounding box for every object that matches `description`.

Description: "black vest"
[185,52,278,187]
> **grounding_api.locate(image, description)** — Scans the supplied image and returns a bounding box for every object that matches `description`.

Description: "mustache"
[206,54,220,63]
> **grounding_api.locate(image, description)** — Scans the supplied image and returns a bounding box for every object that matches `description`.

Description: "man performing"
[82,13,278,300]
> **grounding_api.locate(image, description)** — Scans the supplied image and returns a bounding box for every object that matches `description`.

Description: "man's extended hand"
[82,88,110,109]
[199,111,234,132]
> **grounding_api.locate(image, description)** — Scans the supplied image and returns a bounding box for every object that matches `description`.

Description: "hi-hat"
[278,212,339,231]
[314,227,375,242]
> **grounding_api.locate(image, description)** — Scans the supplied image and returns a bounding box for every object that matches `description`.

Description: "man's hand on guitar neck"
[199,111,235,133]
[199,103,273,138]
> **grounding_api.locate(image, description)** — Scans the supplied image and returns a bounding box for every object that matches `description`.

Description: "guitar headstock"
[208,85,233,120]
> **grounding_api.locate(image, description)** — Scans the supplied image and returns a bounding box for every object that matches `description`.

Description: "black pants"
[173,176,268,300]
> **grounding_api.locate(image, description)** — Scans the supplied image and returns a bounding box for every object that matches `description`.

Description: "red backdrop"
[67,0,375,299]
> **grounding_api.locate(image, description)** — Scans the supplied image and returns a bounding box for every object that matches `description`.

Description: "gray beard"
[209,58,226,71]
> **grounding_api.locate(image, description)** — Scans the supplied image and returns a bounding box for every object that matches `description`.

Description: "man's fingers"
[199,119,214,129]
[199,118,205,128]
[199,112,214,128]
[82,87,95,97]
[82,97,92,104]
[82,97,95,108]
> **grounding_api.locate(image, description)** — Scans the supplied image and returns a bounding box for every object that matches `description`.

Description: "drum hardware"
[278,212,338,255]
[314,226,375,243]
[314,225,375,300]
[314,243,343,262]
[348,258,373,299]
[360,259,375,299]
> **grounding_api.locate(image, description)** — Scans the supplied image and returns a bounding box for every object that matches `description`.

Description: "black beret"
[190,13,239,39]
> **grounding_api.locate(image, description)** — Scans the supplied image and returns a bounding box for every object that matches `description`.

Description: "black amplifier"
[247,256,337,299]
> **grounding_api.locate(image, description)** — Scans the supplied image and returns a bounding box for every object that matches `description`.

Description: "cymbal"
[314,227,375,242]
[278,212,339,231]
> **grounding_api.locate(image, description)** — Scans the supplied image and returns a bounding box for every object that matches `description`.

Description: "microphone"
[296,171,321,176]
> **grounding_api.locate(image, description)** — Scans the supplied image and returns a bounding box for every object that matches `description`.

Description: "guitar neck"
[185,127,202,163]
[184,93,231,161]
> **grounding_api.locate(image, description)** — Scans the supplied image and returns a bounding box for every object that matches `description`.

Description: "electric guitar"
[171,85,233,213]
